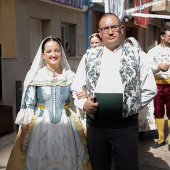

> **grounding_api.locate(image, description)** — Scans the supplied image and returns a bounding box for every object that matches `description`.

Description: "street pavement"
[0,122,170,170]
[138,128,170,170]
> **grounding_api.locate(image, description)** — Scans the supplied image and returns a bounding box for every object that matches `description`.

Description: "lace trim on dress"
[29,67,75,86]
[29,78,74,86]
[15,108,34,125]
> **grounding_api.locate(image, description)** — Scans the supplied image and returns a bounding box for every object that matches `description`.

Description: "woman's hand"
[20,124,29,152]
[76,91,88,99]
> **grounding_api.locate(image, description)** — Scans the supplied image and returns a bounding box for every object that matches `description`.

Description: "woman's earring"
[41,57,46,66]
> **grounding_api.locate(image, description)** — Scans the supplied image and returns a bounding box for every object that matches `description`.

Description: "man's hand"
[83,96,98,114]
[158,63,170,72]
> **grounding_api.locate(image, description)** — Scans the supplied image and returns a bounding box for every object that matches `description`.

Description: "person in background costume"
[147,27,170,151]
[71,13,157,170]
[7,36,91,170]
[124,37,157,132]
[89,33,103,49]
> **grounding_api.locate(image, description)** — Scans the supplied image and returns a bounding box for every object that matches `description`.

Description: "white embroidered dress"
[12,36,90,170]
[15,67,86,170]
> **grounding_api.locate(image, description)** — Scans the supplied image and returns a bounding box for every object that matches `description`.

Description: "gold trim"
[155,77,170,84]
[37,104,69,109]
[30,79,73,86]
[64,104,69,109]
[69,108,92,169]
[36,104,46,109]
[6,111,39,170]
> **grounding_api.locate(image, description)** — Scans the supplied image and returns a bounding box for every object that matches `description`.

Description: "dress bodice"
[36,85,70,123]
[18,67,75,124]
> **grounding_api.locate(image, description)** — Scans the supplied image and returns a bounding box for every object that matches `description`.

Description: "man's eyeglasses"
[99,25,121,34]
[163,35,170,38]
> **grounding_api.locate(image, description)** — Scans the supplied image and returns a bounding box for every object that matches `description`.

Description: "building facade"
[0,0,170,124]
[0,0,88,109]
[90,0,170,52]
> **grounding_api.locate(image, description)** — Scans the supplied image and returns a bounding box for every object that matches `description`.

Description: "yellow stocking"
[168,119,170,145]
[156,118,165,144]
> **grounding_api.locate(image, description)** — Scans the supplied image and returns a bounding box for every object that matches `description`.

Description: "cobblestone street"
[0,122,170,170]
[138,128,170,170]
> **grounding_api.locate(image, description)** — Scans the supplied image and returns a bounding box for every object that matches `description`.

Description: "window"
[61,23,76,57]
[0,44,2,101]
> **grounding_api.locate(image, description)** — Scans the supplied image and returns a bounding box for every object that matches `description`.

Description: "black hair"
[124,39,132,44]
[98,12,121,28]
[41,36,62,53]
[159,27,170,36]
[56,38,61,42]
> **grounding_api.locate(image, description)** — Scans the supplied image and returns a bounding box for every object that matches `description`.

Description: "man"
[147,27,170,151]
[71,13,157,170]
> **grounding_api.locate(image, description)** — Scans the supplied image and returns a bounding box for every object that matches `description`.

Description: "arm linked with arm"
[71,54,87,110]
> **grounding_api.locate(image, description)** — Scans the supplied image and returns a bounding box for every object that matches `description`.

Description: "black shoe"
[151,141,166,148]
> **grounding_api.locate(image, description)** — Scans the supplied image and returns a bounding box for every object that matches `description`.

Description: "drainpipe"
[0,44,2,101]
[84,0,93,52]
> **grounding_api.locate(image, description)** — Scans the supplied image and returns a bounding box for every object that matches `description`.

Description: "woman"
[124,37,157,132]
[7,37,91,170]
[124,37,143,50]
[76,33,102,99]
[89,33,102,48]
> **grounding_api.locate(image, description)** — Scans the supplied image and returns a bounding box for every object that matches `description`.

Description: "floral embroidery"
[85,46,141,118]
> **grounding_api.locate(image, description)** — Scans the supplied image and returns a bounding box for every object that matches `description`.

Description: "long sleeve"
[139,51,157,110]
[71,54,87,110]
[15,85,37,125]
[147,47,160,74]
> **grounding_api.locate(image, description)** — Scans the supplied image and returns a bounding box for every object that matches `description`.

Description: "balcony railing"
[152,0,170,15]
[90,0,170,15]
[90,0,135,9]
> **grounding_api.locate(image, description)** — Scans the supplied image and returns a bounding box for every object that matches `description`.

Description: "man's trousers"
[87,124,139,170]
